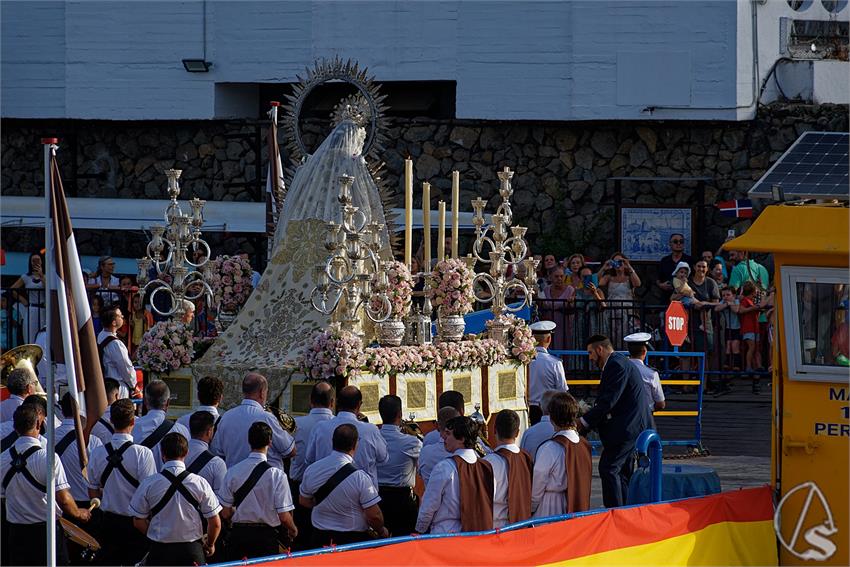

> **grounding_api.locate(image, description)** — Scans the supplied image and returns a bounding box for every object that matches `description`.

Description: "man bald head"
[436,406,460,432]
[310,381,335,410]
[242,372,268,405]
[336,385,362,414]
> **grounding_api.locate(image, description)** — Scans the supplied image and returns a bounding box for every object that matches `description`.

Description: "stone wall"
[1,102,846,267]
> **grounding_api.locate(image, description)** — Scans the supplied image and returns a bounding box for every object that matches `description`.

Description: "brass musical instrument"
[0,344,47,396]
[470,403,491,457]
[400,412,424,441]
[265,389,297,434]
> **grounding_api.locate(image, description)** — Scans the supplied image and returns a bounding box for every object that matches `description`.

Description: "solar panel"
[749,131,849,200]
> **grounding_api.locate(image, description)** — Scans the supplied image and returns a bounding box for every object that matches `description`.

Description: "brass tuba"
[1,344,47,396]
[400,412,424,441]
[470,402,491,457]
[265,389,297,434]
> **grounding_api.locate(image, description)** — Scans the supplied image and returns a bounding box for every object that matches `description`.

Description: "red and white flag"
[266,101,286,250]
[47,143,108,464]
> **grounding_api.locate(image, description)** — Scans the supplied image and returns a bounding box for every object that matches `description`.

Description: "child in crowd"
[738,281,763,392]
[715,286,742,370]
[671,262,697,306]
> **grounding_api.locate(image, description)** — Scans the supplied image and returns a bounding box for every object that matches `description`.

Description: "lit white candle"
[422,182,431,271]
[437,200,446,263]
[451,170,460,258]
[404,158,413,268]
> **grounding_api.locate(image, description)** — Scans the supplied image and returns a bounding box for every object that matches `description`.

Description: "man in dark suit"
[578,334,652,508]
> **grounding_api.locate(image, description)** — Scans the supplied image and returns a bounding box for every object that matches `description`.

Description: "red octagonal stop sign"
[665,301,689,347]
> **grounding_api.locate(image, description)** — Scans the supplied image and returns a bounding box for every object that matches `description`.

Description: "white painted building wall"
[1,0,846,122]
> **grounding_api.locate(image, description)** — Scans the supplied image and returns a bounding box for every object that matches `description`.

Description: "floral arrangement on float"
[135,321,194,373]
[372,261,413,347]
[298,328,366,381]
[486,314,537,365]
[208,255,254,330]
[430,258,474,342]
[363,338,506,375]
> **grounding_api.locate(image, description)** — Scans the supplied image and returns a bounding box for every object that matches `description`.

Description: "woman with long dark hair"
[9,251,45,342]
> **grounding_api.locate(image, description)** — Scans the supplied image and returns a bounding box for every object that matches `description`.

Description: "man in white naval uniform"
[624,332,666,417]
[528,321,568,425]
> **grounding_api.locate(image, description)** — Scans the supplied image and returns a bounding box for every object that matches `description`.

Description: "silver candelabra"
[310,174,393,335]
[137,169,212,317]
[470,166,538,343]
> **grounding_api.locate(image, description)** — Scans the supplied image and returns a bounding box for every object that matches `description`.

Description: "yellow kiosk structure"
[727,203,848,566]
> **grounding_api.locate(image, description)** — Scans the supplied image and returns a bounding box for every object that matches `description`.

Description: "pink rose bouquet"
[370,261,413,319]
[363,338,506,374]
[135,321,194,373]
[298,329,365,381]
[208,255,254,311]
[430,258,474,316]
[487,315,537,364]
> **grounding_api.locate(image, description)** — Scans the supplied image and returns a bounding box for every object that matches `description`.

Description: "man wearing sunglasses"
[655,233,693,296]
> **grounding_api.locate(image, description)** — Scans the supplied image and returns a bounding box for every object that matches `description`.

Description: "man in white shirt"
[624,333,666,414]
[300,423,388,547]
[1,404,92,566]
[97,305,138,399]
[132,380,190,471]
[289,381,334,550]
[377,394,422,536]
[421,390,464,447]
[91,378,121,445]
[56,393,103,505]
[1,395,48,452]
[484,409,533,528]
[519,389,558,460]
[528,321,568,425]
[305,385,388,487]
[418,406,458,486]
[176,375,224,431]
[87,398,156,566]
[130,432,222,565]
[185,411,227,495]
[0,367,39,422]
[220,422,298,560]
[210,373,296,469]
[415,416,495,535]
[532,392,592,518]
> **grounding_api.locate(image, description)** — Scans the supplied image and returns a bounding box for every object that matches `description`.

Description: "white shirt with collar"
[290,407,334,482]
[528,346,568,407]
[418,436,451,486]
[97,329,136,397]
[377,424,422,488]
[185,438,227,495]
[176,405,221,431]
[91,406,114,446]
[520,416,555,461]
[218,451,294,526]
[87,432,156,516]
[56,418,103,502]
[0,436,70,524]
[129,460,221,543]
[210,399,295,470]
[415,448,480,534]
[630,358,665,408]
[132,409,190,471]
[0,394,25,422]
[305,411,388,487]
[483,443,519,528]
[0,421,47,448]
[300,451,381,532]
[531,429,580,518]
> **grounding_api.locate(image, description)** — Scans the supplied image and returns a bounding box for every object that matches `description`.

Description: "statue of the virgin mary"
[194,116,393,403]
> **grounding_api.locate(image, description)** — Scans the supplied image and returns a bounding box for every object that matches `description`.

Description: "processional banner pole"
[43,137,58,567]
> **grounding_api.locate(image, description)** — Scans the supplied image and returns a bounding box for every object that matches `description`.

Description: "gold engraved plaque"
[360,383,380,414]
[452,374,472,403]
[162,375,192,409]
[290,383,313,415]
[406,379,427,410]
[498,369,518,400]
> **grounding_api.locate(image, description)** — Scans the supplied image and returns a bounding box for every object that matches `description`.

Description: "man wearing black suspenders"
[91,378,121,445]
[133,380,190,470]
[186,412,227,493]
[130,432,222,566]
[1,404,91,566]
[87,399,156,565]
[219,422,298,560]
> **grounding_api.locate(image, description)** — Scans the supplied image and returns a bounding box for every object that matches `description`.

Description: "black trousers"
[227,523,279,561]
[598,441,636,508]
[378,486,419,537]
[100,511,148,566]
[147,540,206,566]
[66,501,101,565]
[8,521,70,566]
[311,528,371,548]
[289,478,313,551]
[1,499,8,566]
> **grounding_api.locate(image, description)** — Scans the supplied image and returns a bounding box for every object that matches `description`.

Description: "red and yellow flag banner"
[242,486,776,566]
